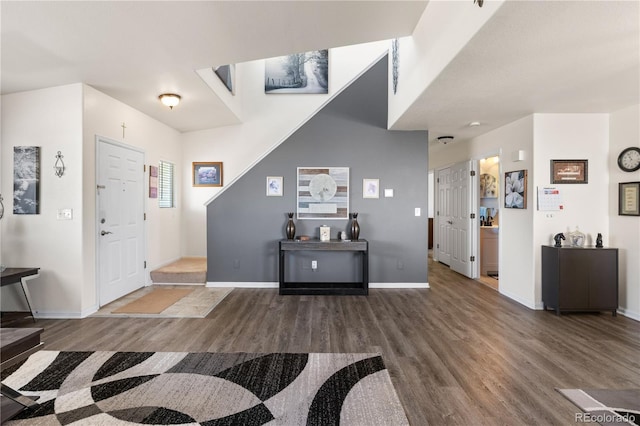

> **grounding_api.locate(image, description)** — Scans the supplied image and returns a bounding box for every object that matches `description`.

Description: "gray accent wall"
[207,56,429,284]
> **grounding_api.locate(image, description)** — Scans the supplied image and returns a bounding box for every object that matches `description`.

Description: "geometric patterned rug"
[557,388,640,425]
[1,351,409,425]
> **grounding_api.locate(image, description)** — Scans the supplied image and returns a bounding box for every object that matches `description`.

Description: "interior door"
[97,138,145,306]
[436,167,452,265]
[449,160,475,278]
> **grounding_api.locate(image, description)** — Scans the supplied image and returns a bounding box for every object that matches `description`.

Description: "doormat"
[557,388,640,425]
[112,288,193,314]
[93,286,233,318]
[1,351,410,425]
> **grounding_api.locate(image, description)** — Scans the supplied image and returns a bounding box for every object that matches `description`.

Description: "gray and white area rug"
[558,388,640,425]
[1,351,409,425]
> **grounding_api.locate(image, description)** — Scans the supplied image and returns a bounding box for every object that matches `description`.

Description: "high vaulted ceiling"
[2,1,639,140]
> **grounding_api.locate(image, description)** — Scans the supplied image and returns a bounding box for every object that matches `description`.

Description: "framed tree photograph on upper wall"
[265,50,329,94]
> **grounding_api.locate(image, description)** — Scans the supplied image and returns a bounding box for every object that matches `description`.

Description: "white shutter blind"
[158,160,175,208]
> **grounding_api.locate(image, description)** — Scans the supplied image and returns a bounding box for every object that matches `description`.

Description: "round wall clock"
[617,146,640,172]
[308,174,337,201]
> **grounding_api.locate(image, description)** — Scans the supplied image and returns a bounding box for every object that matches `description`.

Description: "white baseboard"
[206,282,429,289]
[616,307,640,322]
[498,288,537,310]
[369,283,430,289]
[154,282,206,286]
[207,282,278,288]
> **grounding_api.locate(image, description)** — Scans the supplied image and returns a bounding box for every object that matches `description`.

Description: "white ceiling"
[1,0,427,133]
[2,1,639,139]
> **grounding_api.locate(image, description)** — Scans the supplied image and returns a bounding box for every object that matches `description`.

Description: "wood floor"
[5,258,639,425]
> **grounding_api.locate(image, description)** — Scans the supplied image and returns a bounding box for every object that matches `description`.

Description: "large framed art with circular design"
[297,167,349,219]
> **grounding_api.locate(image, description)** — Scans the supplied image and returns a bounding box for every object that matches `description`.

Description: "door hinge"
[470,170,476,176]
[470,256,475,262]
[144,213,146,220]
[437,211,440,216]
[144,164,146,172]
[437,177,440,183]
[470,213,476,219]
[437,243,440,249]
[144,261,147,269]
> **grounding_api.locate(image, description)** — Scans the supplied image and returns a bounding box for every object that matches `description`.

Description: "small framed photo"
[267,176,283,196]
[363,178,379,199]
[193,162,223,187]
[551,159,588,184]
[619,181,640,216]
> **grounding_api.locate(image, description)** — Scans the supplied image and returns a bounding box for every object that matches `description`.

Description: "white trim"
[499,288,537,310]
[616,307,640,322]
[35,305,97,320]
[370,282,429,289]
[204,51,388,207]
[207,282,278,288]
[206,282,429,289]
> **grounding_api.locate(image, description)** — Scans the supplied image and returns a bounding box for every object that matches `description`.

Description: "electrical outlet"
[311,260,318,270]
[57,208,73,220]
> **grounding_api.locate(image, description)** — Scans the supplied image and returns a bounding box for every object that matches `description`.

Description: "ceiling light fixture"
[437,136,454,144]
[469,121,481,127]
[158,93,181,109]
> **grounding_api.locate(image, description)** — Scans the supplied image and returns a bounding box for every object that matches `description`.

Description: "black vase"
[286,213,296,240]
[350,213,360,240]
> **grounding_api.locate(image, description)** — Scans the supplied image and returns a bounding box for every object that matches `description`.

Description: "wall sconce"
[54,151,65,178]
[159,93,181,109]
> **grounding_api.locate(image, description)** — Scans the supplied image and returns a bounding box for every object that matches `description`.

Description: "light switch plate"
[415,207,421,217]
[57,208,73,220]
[384,189,394,197]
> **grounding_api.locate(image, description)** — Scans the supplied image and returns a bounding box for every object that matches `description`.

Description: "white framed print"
[266,176,283,196]
[363,178,379,199]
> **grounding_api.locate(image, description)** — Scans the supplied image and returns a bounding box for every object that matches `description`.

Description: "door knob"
[447,220,453,224]
[101,230,113,236]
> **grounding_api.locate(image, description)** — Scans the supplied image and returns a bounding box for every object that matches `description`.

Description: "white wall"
[532,114,610,307]
[388,0,505,128]
[0,84,182,318]
[609,104,640,320]
[180,41,389,256]
[1,84,85,314]
[431,116,535,307]
[82,85,182,314]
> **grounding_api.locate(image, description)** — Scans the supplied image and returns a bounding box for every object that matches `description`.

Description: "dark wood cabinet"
[541,245,618,316]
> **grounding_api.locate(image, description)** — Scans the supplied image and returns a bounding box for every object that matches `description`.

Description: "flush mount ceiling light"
[158,93,181,109]
[469,121,481,127]
[437,135,454,144]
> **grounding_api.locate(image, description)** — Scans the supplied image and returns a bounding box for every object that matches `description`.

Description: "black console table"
[541,245,618,316]
[278,239,368,295]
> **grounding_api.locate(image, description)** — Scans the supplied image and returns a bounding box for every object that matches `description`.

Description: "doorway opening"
[478,155,500,291]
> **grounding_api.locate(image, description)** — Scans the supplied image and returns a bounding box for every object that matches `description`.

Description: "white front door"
[97,138,145,306]
[449,160,475,278]
[436,167,452,266]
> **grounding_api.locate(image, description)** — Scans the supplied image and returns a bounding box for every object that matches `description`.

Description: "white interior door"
[97,138,145,306]
[449,160,475,278]
[436,167,452,266]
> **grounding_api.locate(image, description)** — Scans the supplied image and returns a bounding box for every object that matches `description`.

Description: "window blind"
[158,160,175,208]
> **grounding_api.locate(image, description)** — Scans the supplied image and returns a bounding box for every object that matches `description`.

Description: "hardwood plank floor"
[4,258,639,425]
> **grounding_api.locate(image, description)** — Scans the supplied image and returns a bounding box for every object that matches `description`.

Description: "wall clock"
[617,147,640,172]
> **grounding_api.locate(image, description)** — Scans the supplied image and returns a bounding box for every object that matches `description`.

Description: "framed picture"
[619,181,640,216]
[297,167,349,219]
[149,165,158,198]
[480,173,498,198]
[505,170,527,209]
[13,146,40,214]
[265,50,329,94]
[363,178,379,199]
[193,162,223,187]
[266,176,283,196]
[551,159,588,184]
